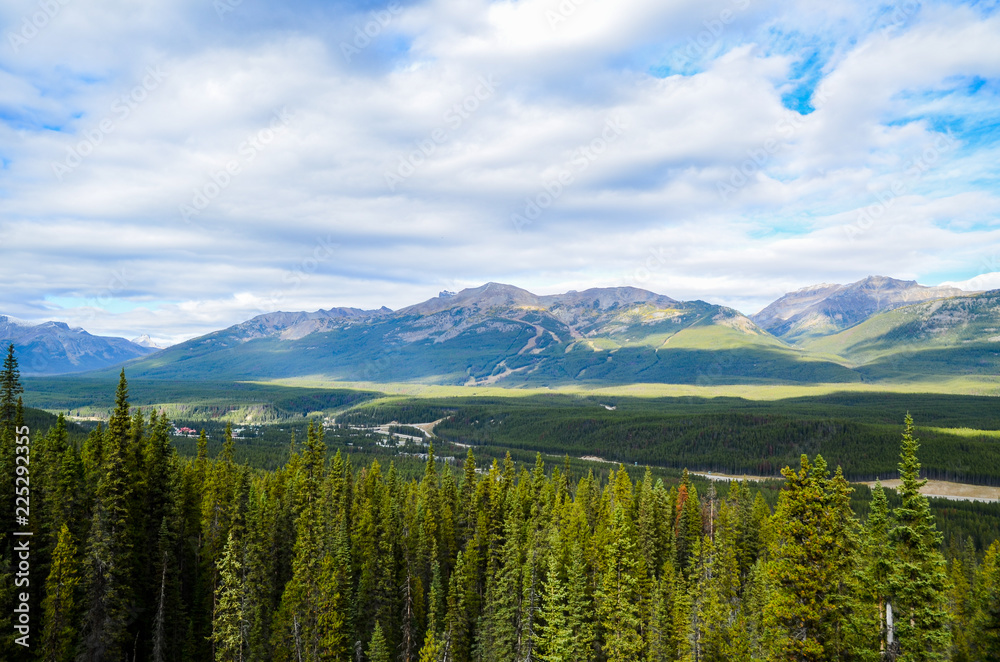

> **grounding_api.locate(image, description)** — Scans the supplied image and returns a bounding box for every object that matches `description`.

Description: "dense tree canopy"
[1,359,999,661]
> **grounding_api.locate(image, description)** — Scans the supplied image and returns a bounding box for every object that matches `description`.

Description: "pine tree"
[367,620,391,662]
[565,542,594,662]
[418,629,444,662]
[671,559,696,661]
[41,524,80,662]
[675,472,701,575]
[458,449,478,546]
[221,422,236,464]
[637,467,660,580]
[767,454,864,661]
[970,540,1000,659]
[536,552,572,662]
[272,421,349,661]
[315,552,350,660]
[80,369,135,661]
[150,514,185,662]
[477,508,523,661]
[0,343,22,426]
[11,371,1000,662]
[689,534,726,661]
[213,529,250,662]
[597,502,644,662]
[889,415,951,661]
[866,481,895,656]
[646,560,675,662]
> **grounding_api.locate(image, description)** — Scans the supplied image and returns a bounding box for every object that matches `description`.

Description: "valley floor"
[693,471,1000,504]
[863,478,1000,503]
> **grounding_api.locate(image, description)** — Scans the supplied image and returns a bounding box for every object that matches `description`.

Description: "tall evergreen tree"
[367,620,391,662]
[675,472,701,575]
[597,499,644,662]
[889,415,951,661]
[80,370,136,661]
[0,343,22,426]
[213,529,250,662]
[767,454,864,661]
[536,552,571,662]
[970,540,1000,659]
[41,524,81,662]
[866,481,895,657]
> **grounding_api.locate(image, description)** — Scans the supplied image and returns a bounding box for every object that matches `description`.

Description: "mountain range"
[750,276,967,342]
[9,276,1000,385]
[0,316,156,375]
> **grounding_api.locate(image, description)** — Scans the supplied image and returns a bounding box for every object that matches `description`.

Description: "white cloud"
[0,0,999,341]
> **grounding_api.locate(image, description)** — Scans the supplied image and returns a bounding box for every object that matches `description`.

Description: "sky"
[2,0,1000,346]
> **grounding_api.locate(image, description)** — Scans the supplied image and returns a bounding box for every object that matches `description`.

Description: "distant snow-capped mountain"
[0,316,158,375]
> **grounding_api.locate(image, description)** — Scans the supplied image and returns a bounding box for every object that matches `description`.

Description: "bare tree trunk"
[152,555,168,662]
[294,614,303,662]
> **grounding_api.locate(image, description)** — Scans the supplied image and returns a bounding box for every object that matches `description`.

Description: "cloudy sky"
[2,0,1000,345]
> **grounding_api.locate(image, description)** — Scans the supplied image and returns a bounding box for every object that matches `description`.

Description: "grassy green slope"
[801,291,1000,380]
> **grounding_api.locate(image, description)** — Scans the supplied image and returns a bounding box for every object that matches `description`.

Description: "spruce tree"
[597,503,644,661]
[646,559,675,662]
[0,343,22,427]
[367,620,391,662]
[889,415,951,661]
[866,481,895,656]
[675,473,701,575]
[970,540,1000,658]
[80,370,135,661]
[477,508,523,661]
[417,630,444,662]
[213,529,250,662]
[41,524,80,662]
[767,454,863,661]
[536,552,571,662]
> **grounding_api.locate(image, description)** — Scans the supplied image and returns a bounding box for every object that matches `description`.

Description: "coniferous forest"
[2,350,1000,661]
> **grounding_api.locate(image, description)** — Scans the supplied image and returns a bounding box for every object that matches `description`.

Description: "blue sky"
[2,0,1000,344]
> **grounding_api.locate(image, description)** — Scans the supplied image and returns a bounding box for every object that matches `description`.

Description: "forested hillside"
[2,357,1000,660]
[341,393,1000,485]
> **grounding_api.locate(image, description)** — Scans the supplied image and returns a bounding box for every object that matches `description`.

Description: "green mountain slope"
[802,290,1000,380]
[114,283,858,386]
[752,276,967,342]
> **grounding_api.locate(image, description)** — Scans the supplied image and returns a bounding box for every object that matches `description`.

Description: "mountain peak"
[131,334,166,349]
[846,275,916,290]
[753,276,966,342]
[0,315,33,328]
[398,282,540,316]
